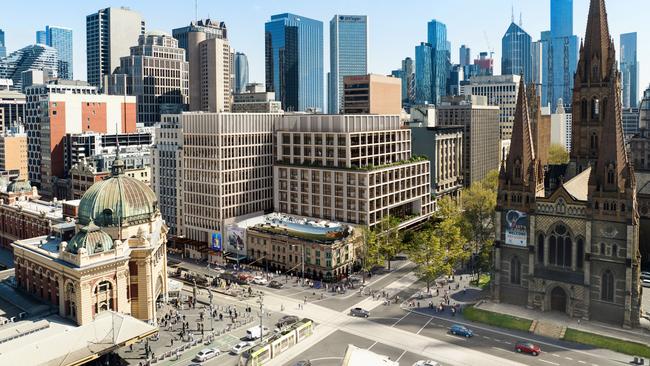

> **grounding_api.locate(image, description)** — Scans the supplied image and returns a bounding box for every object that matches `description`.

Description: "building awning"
[224,252,247,261]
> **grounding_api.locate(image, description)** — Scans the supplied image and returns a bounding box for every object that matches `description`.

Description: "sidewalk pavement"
[476,300,650,344]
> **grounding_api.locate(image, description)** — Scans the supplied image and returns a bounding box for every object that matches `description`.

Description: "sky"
[1,0,648,100]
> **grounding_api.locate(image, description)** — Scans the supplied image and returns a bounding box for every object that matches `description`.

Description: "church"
[493,0,642,327]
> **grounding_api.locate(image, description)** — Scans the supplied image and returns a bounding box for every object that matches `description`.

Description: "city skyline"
[1,0,649,99]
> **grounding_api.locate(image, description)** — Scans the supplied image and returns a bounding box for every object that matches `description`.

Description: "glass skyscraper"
[328,15,368,114]
[415,20,450,105]
[265,13,323,113]
[620,32,639,108]
[0,29,5,58]
[39,26,73,79]
[233,52,249,94]
[0,44,58,90]
[459,45,471,67]
[542,0,578,110]
[501,22,532,84]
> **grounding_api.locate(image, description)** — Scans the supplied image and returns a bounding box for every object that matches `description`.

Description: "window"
[601,270,614,302]
[580,99,588,120]
[600,243,606,255]
[607,169,615,185]
[591,97,600,120]
[576,239,584,269]
[548,225,572,268]
[95,280,112,294]
[537,234,545,264]
[590,132,599,151]
[510,257,521,285]
[611,244,618,257]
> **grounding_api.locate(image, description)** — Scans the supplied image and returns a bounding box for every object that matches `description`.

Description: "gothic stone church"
[492,0,642,327]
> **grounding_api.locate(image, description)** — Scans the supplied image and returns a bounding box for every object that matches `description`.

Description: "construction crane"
[483,31,495,59]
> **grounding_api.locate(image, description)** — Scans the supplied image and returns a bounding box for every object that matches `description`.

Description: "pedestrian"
[417,301,420,308]
[171,338,174,347]
[304,296,307,305]
[219,313,223,321]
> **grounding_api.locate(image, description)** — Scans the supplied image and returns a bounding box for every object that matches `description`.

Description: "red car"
[514,341,541,356]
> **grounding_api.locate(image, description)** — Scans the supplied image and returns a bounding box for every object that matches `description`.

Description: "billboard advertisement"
[227,225,246,254]
[504,210,528,246]
[211,232,222,251]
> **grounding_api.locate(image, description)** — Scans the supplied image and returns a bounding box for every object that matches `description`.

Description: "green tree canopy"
[548,143,569,164]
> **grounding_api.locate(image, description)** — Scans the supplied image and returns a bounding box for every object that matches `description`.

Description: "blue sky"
[2,0,648,99]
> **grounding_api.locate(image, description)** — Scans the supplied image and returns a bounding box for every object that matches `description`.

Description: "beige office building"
[181,113,278,243]
[152,116,184,236]
[343,74,401,115]
[0,118,27,179]
[274,114,433,227]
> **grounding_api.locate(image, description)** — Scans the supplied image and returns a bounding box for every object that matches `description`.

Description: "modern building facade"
[502,22,532,84]
[152,116,184,237]
[473,52,494,76]
[328,15,368,114]
[13,159,169,326]
[622,108,640,138]
[493,0,642,327]
[172,19,227,58]
[275,114,434,227]
[459,45,471,67]
[629,85,650,171]
[233,52,249,95]
[620,32,639,109]
[0,126,27,178]
[232,91,283,113]
[37,26,73,79]
[0,86,26,131]
[86,7,145,90]
[109,31,189,126]
[265,13,324,112]
[0,29,5,58]
[0,45,58,91]
[24,80,136,198]
[415,20,450,105]
[436,96,500,186]
[550,102,572,152]
[343,74,401,115]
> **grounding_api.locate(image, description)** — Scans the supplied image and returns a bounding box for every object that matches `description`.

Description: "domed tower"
[59,156,168,325]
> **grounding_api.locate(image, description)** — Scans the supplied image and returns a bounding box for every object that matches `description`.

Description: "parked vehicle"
[253,276,268,285]
[268,280,283,289]
[245,326,271,340]
[194,348,220,362]
[515,341,541,356]
[641,272,650,280]
[642,279,650,288]
[449,324,473,337]
[349,307,369,318]
[295,361,312,366]
[276,315,300,329]
[230,341,252,355]
[413,360,440,366]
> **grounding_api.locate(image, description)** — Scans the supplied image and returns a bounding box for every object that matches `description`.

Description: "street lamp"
[207,288,214,331]
[257,293,265,343]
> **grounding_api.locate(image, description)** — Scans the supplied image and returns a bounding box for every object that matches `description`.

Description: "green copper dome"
[7,178,32,193]
[77,159,158,227]
[66,223,114,254]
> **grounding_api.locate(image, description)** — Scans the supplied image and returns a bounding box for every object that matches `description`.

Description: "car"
[194,348,220,362]
[642,279,650,288]
[449,324,473,337]
[641,272,650,280]
[268,280,283,289]
[276,315,300,329]
[349,307,369,318]
[253,276,268,285]
[230,341,251,355]
[514,341,541,356]
[412,360,440,366]
[294,361,312,366]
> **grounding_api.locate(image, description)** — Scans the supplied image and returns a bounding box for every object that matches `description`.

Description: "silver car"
[350,307,369,317]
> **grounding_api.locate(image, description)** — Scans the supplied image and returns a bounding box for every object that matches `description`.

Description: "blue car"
[449,324,473,337]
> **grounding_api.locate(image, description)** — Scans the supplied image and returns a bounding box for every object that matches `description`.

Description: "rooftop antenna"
[511,4,514,23]
[520,12,523,27]
[194,0,198,22]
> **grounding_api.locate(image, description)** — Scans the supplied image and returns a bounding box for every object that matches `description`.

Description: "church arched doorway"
[550,287,567,313]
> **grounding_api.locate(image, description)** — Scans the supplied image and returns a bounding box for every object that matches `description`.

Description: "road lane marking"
[445,333,466,341]
[368,341,378,350]
[391,312,411,327]
[483,336,491,340]
[417,317,434,334]
[565,357,573,360]
[504,341,512,345]
[491,346,509,352]
[578,361,586,364]
[551,354,560,358]
[395,350,408,362]
[539,360,560,365]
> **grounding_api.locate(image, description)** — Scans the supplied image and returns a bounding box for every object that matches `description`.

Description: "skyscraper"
[328,15,368,114]
[233,52,249,94]
[109,32,189,126]
[86,7,145,90]
[501,22,532,84]
[620,32,639,108]
[37,26,73,79]
[459,45,471,67]
[0,29,5,58]
[0,45,58,91]
[173,20,231,113]
[36,30,47,45]
[531,41,543,90]
[401,57,415,107]
[543,0,579,110]
[266,13,324,113]
[415,20,450,105]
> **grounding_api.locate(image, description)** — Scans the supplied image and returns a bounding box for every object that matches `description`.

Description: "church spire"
[504,77,535,186]
[579,0,614,84]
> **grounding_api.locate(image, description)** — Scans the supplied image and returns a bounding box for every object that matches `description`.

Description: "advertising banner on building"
[227,225,246,253]
[211,232,222,251]
[504,210,528,246]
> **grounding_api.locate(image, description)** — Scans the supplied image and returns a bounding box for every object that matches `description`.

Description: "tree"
[461,171,498,279]
[377,215,401,270]
[548,143,569,164]
[359,226,382,283]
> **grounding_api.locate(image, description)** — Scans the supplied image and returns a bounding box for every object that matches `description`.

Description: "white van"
[245,326,270,340]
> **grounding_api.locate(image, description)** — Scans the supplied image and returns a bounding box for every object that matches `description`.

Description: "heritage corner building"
[493,0,642,327]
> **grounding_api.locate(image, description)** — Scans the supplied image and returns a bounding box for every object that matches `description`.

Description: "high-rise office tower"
[415,42,433,104]
[173,19,231,113]
[0,29,5,58]
[233,52,249,94]
[329,15,368,114]
[86,7,145,90]
[620,32,639,108]
[502,21,532,84]
[399,57,415,108]
[415,20,451,105]
[109,32,189,126]
[459,45,471,67]
[265,13,324,112]
[542,0,579,110]
[36,30,47,45]
[36,26,73,79]
[531,41,543,90]
[0,45,58,91]
[474,52,494,76]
